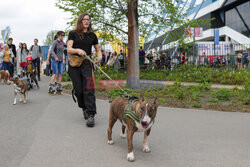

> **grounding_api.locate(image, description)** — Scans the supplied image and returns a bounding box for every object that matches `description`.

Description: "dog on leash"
[0,70,10,84]
[107,95,158,162]
[9,77,29,105]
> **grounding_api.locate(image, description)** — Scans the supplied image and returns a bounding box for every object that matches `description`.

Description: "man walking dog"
[29,39,42,81]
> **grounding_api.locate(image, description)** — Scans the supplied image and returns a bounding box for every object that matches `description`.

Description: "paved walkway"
[0,76,249,167]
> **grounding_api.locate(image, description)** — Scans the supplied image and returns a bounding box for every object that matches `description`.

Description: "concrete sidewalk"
[0,76,249,167]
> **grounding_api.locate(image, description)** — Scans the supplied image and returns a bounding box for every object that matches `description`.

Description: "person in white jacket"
[16,43,22,76]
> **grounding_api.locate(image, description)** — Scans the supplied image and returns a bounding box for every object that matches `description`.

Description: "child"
[23,56,39,89]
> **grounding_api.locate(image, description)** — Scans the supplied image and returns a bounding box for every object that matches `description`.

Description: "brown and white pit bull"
[0,70,10,84]
[9,77,29,105]
[107,95,158,162]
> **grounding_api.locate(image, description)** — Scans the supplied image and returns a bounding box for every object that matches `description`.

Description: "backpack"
[30,45,42,53]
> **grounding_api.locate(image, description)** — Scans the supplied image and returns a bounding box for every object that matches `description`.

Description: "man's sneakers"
[86,115,95,127]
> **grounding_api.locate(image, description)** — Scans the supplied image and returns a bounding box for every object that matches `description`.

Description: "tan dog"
[107,95,158,162]
[9,77,29,105]
[0,70,10,84]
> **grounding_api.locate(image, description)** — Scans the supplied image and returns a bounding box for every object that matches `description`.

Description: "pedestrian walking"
[107,52,116,67]
[23,56,39,89]
[139,46,145,66]
[0,43,3,69]
[20,43,29,72]
[101,50,106,67]
[29,39,42,81]
[48,31,66,94]
[243,52,249,68]
[0,44,14,77]
[237,51,243,69]
[46,35,58,76]
[118,50,124,69]
[67,13,102,127]
[113,51,120,71]
[7,38,16,77]
[16,43,22,76]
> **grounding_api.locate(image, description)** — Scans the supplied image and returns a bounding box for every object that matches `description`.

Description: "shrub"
[211,88,232,101]
[191,91,203,101]
[208,97,219,103]
[108,87,131,99]
[199,82,211,91]
[176,89,185,100]
[193,103,202,108]
[243,96,250,105]
[62,72,71,82]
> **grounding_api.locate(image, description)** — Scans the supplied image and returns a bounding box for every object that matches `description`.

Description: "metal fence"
[160,43,250,69]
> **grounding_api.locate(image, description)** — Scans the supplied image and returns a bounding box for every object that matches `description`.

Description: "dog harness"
[124,99,140,123]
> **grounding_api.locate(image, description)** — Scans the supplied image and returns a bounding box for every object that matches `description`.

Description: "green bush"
[243,96,250,105]
[87,65,250,85]
[62,72,71,82]
[108,87,131,99]
[208,97,219,103]
[199,82,211,91]
[176,89,185,100]
[211,88,232,101]
[191,91,203,101]
[193,103,202,108]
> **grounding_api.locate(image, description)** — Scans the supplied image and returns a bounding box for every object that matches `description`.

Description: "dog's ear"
[154,97,158,107]
[140,93,144,103]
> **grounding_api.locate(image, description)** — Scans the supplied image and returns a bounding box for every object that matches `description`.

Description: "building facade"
[144,0,250,54]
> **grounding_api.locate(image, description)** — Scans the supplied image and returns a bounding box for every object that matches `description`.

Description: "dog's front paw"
[23,101,27,104]
[13,99,16,105]
[143,144,151,153]
[107,140,114,145]
[127,152,135,162]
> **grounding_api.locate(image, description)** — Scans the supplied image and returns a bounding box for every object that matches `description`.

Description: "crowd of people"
[0,38,43,86]
[138,47,250,70]
[97,49,126,71]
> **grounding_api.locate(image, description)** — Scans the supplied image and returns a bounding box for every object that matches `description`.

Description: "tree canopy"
[56,0,207,42]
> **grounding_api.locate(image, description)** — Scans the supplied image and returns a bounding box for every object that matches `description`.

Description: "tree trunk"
[127,0,139,89]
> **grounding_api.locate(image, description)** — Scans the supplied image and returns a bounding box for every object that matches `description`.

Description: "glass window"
[225,1,250,37]
[224,0,237,6]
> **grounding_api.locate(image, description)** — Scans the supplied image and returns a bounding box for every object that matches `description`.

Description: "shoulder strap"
[31,45,34,51]
[39,46,41,53]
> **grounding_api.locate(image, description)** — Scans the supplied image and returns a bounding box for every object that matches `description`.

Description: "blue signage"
[214,29,219,45]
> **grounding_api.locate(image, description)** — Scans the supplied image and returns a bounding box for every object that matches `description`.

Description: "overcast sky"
[0,0,71,47]
[0,0,204,47]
